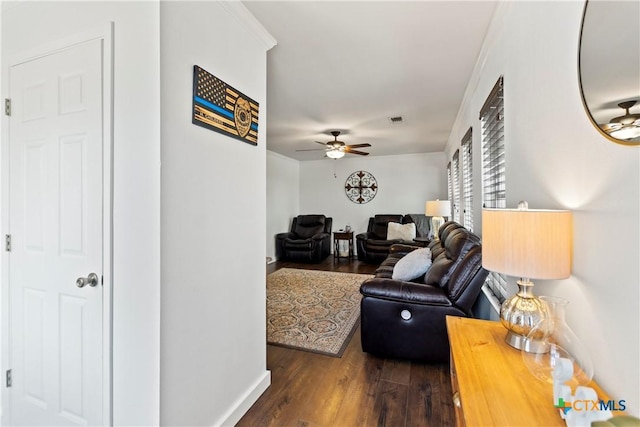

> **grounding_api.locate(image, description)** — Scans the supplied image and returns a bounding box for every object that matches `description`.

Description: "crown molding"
[219,1,277,52]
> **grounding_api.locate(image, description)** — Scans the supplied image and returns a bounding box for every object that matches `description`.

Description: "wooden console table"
[333,231,354,261]
[446,316,614,427]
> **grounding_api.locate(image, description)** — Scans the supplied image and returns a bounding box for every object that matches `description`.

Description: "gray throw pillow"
[392,248,432,281]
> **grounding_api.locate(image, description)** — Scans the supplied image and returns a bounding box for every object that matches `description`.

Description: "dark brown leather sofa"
[275,215,332,263]
[359,221,488,362]
[356,214,430,264]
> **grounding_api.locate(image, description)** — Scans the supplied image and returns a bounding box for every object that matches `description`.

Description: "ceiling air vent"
[388,116,404,124]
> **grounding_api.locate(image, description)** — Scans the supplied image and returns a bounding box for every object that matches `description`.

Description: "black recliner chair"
[275,215,332,263]
[356,214,406,264]
[359,222,488,362]
[356,214,430,264]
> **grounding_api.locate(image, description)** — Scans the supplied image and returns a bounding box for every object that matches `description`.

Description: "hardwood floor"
[237,258,455,427]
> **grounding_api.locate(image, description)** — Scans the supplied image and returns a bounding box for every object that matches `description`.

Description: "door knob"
[76,273,99,288]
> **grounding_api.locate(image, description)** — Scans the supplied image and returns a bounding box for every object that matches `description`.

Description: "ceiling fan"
[296,131,371,158]
[600,100,640,140]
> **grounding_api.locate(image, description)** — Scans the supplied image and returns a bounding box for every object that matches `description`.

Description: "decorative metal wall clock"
[345,171,378,204]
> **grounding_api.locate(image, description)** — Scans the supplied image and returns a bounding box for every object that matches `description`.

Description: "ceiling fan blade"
[600,123,622,132]
[295,148,328,152]
[345,149,370,156]
[307,132,374,156]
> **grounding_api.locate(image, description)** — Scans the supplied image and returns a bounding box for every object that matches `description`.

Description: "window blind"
[484,272,507,303]
[447,162,453,218]
[480,76,505,209]
[452,150,461,223]
[461,128,473,231]
[481,76,507,299]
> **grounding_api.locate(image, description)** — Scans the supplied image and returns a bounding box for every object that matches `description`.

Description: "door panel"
[59,134,87,255]
[8,38,103,426]
[59,294,86,419]
[22,288,46,406]
[24,141,47,251]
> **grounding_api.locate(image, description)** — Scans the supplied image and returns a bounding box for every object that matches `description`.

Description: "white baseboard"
[215,370,271,427]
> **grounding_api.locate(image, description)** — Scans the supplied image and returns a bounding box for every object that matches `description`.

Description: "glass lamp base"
[431,216,445,240]
[505,330,548,353]
[500,279,550,353]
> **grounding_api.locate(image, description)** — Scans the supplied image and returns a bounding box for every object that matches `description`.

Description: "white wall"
[267,150,299,261]
[1,2,161,425]
[446,1,639,415]
[160,2,274,425]
[299,153,447,238]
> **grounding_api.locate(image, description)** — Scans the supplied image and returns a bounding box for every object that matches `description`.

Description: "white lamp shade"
[482,209,572,279]
[425,200,451,217]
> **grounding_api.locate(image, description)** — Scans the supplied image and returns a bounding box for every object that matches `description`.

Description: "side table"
[333,231,354,261]
[446,316,616,426]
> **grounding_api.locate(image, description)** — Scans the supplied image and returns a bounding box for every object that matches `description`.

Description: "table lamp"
[482,203,572,352]
[425,199,451,240]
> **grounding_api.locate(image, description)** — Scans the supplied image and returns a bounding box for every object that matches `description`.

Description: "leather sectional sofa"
[359,221,488,362]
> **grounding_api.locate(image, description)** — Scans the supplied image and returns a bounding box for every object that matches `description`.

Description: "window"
[447,161,453,218]
[481,76,507,299]
[461,128,473,231]
[481,76,505,209]
[452,150,461,223]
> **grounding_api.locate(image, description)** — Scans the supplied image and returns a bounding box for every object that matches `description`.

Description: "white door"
[7,39,104,426]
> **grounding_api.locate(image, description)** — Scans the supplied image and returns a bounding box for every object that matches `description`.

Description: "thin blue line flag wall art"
[192,65,259,146]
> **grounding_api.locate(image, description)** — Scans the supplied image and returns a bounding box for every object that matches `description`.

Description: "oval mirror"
[579,0,640,145]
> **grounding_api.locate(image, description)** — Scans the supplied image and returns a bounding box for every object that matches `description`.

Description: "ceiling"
[243,1,498,161]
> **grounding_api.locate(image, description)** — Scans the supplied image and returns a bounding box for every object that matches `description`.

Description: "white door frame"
[1,23,114,426]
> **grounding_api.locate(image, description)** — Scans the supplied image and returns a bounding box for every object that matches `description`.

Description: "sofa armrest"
[276,232,295,240]
[360,278,452,306]
[355,232,373,241]
[311,232,330,241]
[389,243,421,255]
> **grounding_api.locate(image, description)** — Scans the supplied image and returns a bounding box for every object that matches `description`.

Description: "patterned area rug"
[267,268,373,357]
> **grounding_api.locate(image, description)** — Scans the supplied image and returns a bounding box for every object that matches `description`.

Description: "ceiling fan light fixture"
[612,115,640,126]
[609,126,640,140]
[298,130,370,158]
[608,100,640,124]
[326,149,345,159]
[603,101,640,140]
